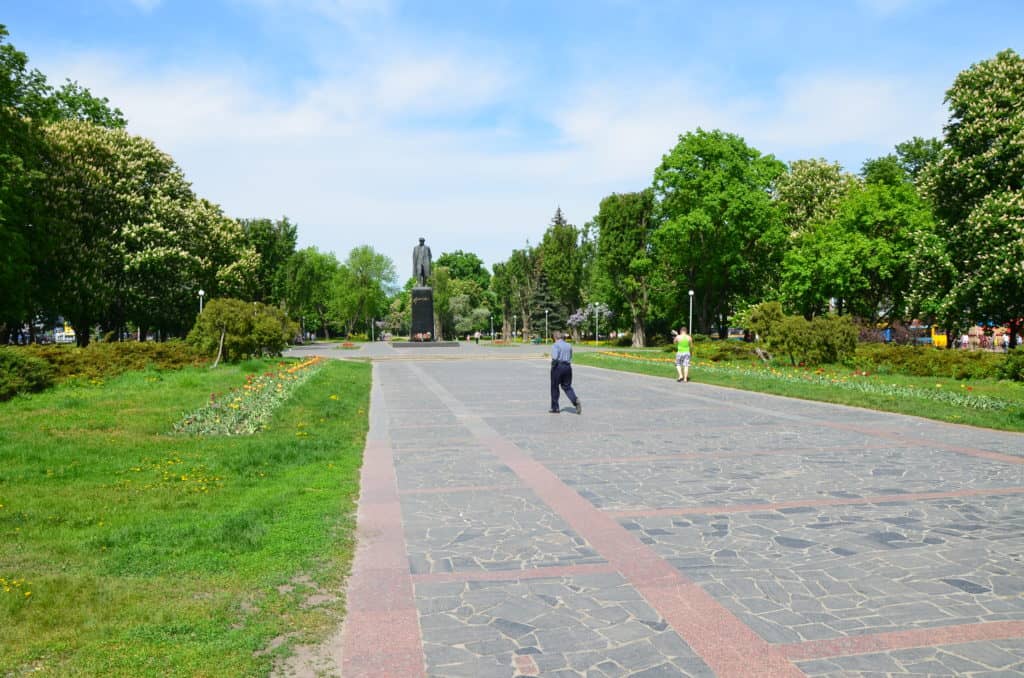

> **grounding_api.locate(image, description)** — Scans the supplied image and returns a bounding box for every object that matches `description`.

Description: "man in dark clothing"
[549,331,581,414]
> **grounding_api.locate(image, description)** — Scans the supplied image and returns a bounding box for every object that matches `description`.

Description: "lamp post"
[688,289,694,334]
[593,303,599,346]
[513,314,517,343]
[198,289,205,314]
[545,309,549,343]
[490,315,493,339]
[370,318,374,342]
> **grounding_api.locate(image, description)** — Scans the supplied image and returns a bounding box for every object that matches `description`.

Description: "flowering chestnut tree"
[921,49,1024,346]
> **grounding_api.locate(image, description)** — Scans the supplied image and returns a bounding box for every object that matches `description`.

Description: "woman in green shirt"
[674,327,692,382]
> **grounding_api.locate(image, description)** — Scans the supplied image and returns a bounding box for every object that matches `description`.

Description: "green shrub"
[998,348,1024,381]
[852,343,1003,379]
[765,314,857,366]
[0,348,56,400]
[748,301,785,342]
[615,334,633,347]
[188,298,297,363]
[701,340,759,362]
[812,314,858,365]
[16,340,205,382]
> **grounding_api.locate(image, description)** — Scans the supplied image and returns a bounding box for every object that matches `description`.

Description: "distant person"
[674,326,693,382]
[549,331,581,414]
[474,330,480,344]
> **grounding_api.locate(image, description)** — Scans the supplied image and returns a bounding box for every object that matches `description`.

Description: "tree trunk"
[1010,319,1021,350]
[631,312,646,348]
[212,327,226,367]
[73,321,90,348]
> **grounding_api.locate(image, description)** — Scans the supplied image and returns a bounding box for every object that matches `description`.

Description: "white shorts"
[675,352,690,367]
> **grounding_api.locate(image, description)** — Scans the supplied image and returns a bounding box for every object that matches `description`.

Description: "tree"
[489,262,513,339]
[773,158,858,237]
[40,121,134,346]
[592,190,657,346]
[923,48,1024,346]
[537,208,585,335]
[239,216,298,304]
[780,172,933,323]
[435,250,490,290]
[834,175,934,322]
[894,136,942,183]
[503,246,539,339]
[0,25,125,339]
[652,128,787,338]
[430,265,452,339]
[528,269,563,340]
[779,220,862,319]
[449,278,490,337]
[330,245,396,337]
[280,247,339,338]
[39,120,255,344]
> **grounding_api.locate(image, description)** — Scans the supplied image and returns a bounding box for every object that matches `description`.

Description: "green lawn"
[576,349,1024,432]
[0,359,370,677]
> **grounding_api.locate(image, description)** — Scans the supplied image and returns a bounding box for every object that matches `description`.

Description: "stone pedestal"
[411,287,435,340]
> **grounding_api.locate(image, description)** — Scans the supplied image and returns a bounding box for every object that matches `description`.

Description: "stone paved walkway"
[295,342,1024,677]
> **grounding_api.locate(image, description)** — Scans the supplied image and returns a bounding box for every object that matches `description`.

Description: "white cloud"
[31,42,950,271]
[551,69,947,176]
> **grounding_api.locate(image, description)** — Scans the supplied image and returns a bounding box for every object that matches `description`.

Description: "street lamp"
[513,314,517,342]
[688,289,694,335]
[198,289,205,314]
[490,315,494,339]
[545,309,549,343]
[593,302,600,346]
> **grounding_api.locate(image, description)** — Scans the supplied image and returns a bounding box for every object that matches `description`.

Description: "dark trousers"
[550,362,578,410]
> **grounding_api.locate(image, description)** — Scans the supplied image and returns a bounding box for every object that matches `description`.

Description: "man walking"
[550,331,581,414]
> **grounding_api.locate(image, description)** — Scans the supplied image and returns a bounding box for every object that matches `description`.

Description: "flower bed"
[173,357,324,435]
[598,351,1016,412]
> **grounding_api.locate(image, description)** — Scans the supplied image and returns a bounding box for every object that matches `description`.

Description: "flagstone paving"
[291,342,1024,677]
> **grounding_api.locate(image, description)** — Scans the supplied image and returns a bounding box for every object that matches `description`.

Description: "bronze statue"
[412,237,432,287]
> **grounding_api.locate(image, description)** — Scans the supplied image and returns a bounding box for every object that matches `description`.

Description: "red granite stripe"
[341,367,425,677]
[608,486,1024,519]
[545,443,912,466]
[780,621,1024,661]
[341,610,425,677]
[398,484,511,496]
[673,382,1024,466]
[477,433,803,677]
[411,562,617,584]
[405,363,803,676]
[820,419,1024,465]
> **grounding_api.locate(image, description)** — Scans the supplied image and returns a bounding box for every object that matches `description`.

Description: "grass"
[0,358,371,677]
[575,349,1024,432]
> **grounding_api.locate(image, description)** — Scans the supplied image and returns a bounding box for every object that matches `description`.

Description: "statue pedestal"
[410,286,435,339]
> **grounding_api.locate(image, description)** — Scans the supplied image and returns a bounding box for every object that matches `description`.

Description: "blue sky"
[6,0,1024,274]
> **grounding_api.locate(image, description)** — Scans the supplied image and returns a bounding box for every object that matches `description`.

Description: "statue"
[412,237,432,287]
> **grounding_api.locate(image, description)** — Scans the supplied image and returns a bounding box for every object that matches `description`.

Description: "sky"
[5,0,1024,276]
